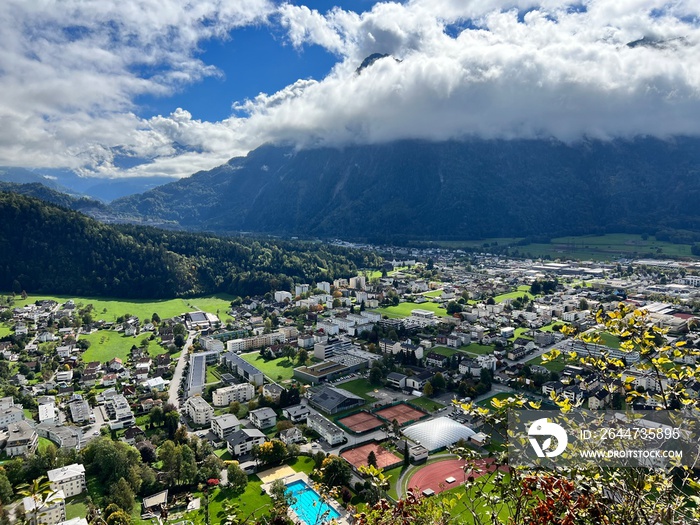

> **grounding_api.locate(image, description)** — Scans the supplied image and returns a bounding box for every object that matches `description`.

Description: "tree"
[0,469,12,505]
[107,477,135,513]
[174,334,186,349]
[254,439,288,465]
[157,440,181,486]
[227,462,249,494]
[422,382,434,397]
[105,509,132,525]
[229,401,241,416]
[446,301,462,315]
[369,366,383,386]
[17,476,59,525]
[319,455,351,487]
[179,444,198,485]
[367,451,378,468]
[431,372,446,393]
[297,348,309,365]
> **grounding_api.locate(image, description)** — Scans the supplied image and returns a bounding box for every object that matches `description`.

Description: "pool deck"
[260,471,350,525]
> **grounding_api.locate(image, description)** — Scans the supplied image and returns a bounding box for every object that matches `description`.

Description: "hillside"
[0,193,381,298]
[0,181,105,212]
[110,138,700,242]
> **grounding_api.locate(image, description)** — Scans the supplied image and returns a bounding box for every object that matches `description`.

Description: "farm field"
[376,301,449,319]
[411,234,697,262]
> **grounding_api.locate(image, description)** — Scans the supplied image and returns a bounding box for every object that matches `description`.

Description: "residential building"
[386,372,408,389]
[220,352,265,386]
[279,427,305,445]
[104,394,135,429]
[306,413,345,446]
[38,403,57,424]
[6,421,38,456]
[282,404,309,423]
[69,399,91,424]
[185,396,214,426]
[249,407,277,429]
[0,398,25,429]
[212,383,255,406]
[47,463,86,498]
[211,414,241,441]
[23,490,65,525]
[262,383,285,403]
[227,428,266,457]
[405,371,433,391]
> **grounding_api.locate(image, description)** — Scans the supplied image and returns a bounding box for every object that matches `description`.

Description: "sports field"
[407,458,498,495]
[376,302,449,319]
[374,403,427,426]
[338,411,384,433]
[340,442,402,470]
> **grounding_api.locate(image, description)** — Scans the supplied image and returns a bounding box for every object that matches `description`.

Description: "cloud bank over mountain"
[1,0,699,178]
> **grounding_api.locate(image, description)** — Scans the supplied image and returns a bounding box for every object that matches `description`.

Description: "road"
[81,404,108,443]
[168,332,195,409]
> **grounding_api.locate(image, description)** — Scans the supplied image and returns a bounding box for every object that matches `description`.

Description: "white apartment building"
[212,383,255,406]
[306,413,345,446]
[24,490,65,525]
[185,396,214,426]
[211,414,241,441]
[47,463,86,498]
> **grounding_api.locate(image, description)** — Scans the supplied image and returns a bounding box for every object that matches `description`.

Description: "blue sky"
[136,23,339,122]
[0,0,699,180]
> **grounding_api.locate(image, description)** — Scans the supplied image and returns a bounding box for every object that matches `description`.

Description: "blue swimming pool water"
[285,479,341,525]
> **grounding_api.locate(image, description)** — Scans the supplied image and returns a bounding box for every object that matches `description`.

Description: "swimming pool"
[285,479,341,525]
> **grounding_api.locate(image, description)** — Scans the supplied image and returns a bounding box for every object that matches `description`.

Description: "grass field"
[525,354,567,373]
[287,455,315,475]
[423,290,443,298]
[208,477,271,524]
[431,346,460,357]
[80,330,157,363]
[0,325,11,338]
[459,344,494,355]
[595,331,622,349]
[240,353,297,381]
[37,436,56,453]
[477,392,519,408]
[337,378,377,401]
[494,286,535,304]
[12,293,235,323]
[65,494,88,521]
[377,301,449,319]
[408,396,445,412]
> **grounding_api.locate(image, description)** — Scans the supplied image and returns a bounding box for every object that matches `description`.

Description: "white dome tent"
[402,416,476,451]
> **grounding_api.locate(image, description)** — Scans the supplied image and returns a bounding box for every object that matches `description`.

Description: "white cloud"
[1,0,700,180]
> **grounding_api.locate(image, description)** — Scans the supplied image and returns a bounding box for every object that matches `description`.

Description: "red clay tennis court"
[374,403,427,426]
[340,442,402,470]
[407,458,497,495]
[338,411,384,433]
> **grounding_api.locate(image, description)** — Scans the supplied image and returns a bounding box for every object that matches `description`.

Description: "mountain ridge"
[110,137,700,242]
